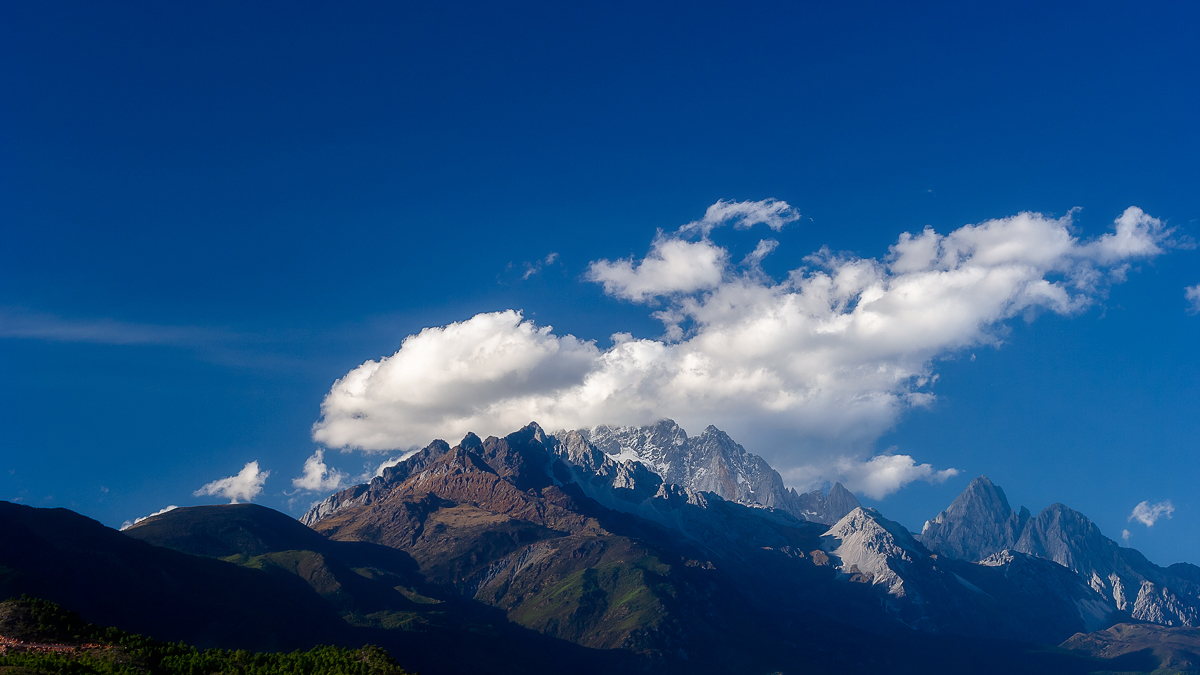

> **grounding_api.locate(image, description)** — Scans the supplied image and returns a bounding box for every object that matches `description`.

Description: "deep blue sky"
[2,1,1197,564]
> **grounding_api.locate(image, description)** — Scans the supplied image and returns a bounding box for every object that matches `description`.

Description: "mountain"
[919,475,1030,561]
[1062,623,1200,674]
[300,421,1155,663]
[920,476,1200,628]
[0,501,348,651]
[5,424,1184,673]
[120,501,633,675]
[560,419,861,524]
[820,506,1111,640]
[11,422,1197,674]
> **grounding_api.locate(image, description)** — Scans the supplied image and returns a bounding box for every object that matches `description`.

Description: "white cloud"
[361,452,418,481]
[120,504,178,531]
[291,449,348,493]
[1122,529,1131,543]
[586,236,729,302]
[679,198,800,236]
[1186,284,1200,314]
[587,198,798,302]
[521,252,561,280]
[194,461,269,503]
[1129,499,1174,527]
[834,454,959,500]
[313,204,1175,488]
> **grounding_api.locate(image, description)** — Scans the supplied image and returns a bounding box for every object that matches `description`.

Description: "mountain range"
[4,419,1198,674]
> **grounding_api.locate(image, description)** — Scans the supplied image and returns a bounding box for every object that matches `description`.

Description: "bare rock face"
[819,507,1109,641]
[918,476,1029,562]
[561,420,860,524]
[920,477,1200,628]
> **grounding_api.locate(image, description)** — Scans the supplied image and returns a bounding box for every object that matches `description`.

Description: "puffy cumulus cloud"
[314,311,600,451]
[1186,284,1200,314]
[588,199,799,302]
[120,505,178,531]
[1129,499,1174,527]
[587,236,729,302]
[291,449,348,493]
[194,461,269,503]
[313,203,1175,489]
[834,455,959,500]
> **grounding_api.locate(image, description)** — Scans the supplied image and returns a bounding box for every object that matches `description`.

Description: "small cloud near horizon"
[120,505,178,531]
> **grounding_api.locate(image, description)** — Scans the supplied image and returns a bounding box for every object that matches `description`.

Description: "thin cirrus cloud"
[0,308,223,346]
[194,461,269,503]
[1129,499,1175,527]
[312,201,1179,493]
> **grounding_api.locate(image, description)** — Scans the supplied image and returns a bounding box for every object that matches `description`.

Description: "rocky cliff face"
[302,422,858,659]
[300,423,1200,647]
[920,477,1200,628]
[919,476,1029,561]
[562,420,860,524]
[820,506,1109,640]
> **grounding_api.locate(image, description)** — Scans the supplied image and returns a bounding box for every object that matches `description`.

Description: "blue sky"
[2,1,1198,564]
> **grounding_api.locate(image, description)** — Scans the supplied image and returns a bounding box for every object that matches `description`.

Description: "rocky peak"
[558,419,849,523]
[920,477,1200,628]
[827,483,861,521]
[918,475,1030,562]
[475,422,556,492]
[791,483,862,525]
[822,507,926,599]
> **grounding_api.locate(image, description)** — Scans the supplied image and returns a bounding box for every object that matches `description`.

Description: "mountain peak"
[918,476,1028,562]
[459,432,483,451]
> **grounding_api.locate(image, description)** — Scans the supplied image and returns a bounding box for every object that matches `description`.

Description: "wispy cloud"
[0,308,224,346]
[1129,499,1174,527]
[521,252,561,280]
[120,505,178,531]
[1186,285,1200,314]
[195,461,269,503]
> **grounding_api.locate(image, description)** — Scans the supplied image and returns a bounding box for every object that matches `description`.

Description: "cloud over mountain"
[194,461,269,503]
[312,203,1176,485]
[292,449,348,493]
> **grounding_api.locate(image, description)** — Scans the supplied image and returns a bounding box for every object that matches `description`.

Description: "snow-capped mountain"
[299,423,1200,642]
[562,419,860,524]
[920,476,1200,627]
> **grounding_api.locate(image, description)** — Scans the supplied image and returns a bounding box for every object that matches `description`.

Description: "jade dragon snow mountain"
[302,420,1200,647]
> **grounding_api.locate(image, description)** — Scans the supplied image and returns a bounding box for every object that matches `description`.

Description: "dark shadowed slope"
[0,501,348,651]
[120,501,641,675]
